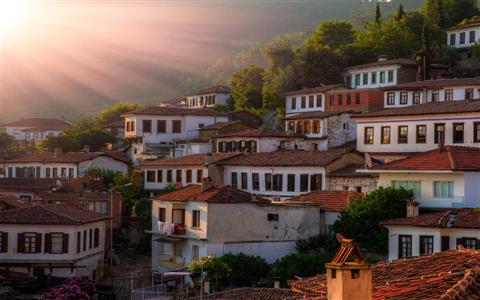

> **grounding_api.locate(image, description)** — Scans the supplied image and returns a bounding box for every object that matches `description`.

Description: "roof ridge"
[447,147,456,170]
[440,268,480,300]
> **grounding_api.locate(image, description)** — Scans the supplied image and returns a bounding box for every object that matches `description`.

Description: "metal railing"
[417,196,465,208]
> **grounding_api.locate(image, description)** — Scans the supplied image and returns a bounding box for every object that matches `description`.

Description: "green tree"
[333,187,413,253]
[98,102,141,125]
[189,256,232,292]
[113,169,147,217]
[229,65,265,110]
[375,2,381,25]
[0,132,14,150]
[294,45,344,87]
[396,4,406,22]
[221,253,270,287]
[306,21,356,51]
[444,0,480,28]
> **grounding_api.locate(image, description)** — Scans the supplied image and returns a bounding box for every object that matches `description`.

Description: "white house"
[150,184,321,271]
[213,147,365,199]
[383,207,480,260]
[361,146,480,209]
[382,78,480,108]
[185,85,231,108]
[283,85,340,116]
[3,150,129,179]
[0,204,107,279]
[123,107,228,163]
[2,117,69,144]
[445,20,480,49]
[353,100,480,158]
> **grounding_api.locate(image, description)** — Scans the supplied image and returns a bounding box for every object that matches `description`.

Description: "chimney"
[201,177,213,192]
[54,147,62,157]
[83,145,90,152]
[378,54,388,62]
[406,201,419,218]
[326,236,372,300]
[274,279,280,289]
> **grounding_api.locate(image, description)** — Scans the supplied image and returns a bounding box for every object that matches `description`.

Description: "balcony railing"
[417,196,465,208]
[157,222,186,236]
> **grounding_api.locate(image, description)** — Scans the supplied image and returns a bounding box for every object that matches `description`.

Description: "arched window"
[297,121,304,134]
[313,120,320,134]
[304,121,311,134]
[287,121,295,132]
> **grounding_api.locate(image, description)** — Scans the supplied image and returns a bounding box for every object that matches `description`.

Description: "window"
[460,238,477,249]
[450,33,456,45]
[400,92,407,104]
[387,92,395,105]
[88,201,107,214]
[364,127,374,145]
[167,170,173,183]
[453,123,464,143]
[419,236,434,255]
[267,213,279,221]
[355,93,360,104]
[387,70,394,82]
[304,121,311,134]
[50,233,64,254]
[172,120,182,133]
[273,174,283,192]
[431,90,439,102]
[142,120,152,133]
[355,74,360,86]
[416,125,427,144]
[362,73,368,85]
[398,235,412,258]
[265,173,272,191]
[309,95,314,108]
[89,229,93,249]
[445,89,453,101]
[61,168,67,178]
[23,233,39,254]
[434,123,445,144]
[312,120,320,134]
[172,209,185,224]
[398,126,408,144]
[434,181,453,198]
[186,170,192,183]
[291,97,297,110]
[77,232,81,253]
[460,32,466,44]
[192,210,200,228]
[465,88,474,100]
[287,174,295,192]
[474,122,480,143]
[371,72,377,84]
[301,96,306,109]
[413,91,421,104]
[379,71,385,83]
[252,173,259,191]
[346,94,351,105]
[46,168,51,178]
[68,168,74,178]
[300,174,309,192]
[94,228,99,248]
[157,120,166,133]
[158,207,166,222]
[157,170,163,183]
[197,169,203,183]
[231,172,238,188]
[146,170,155,182]
[392,181,421,198]
[470,30,476,43]
[241,172,248,189]
[316,95,322,108]
[441,236,450,251]
[191,245,199,261]
[337,95,343,106]
[310,174,322,191]
[381,126,391,144]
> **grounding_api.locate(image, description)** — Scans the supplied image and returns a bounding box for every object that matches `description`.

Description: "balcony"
[417,196,465,208]
[157,222,186,236]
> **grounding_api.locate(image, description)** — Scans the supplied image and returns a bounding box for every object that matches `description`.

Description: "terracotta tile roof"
[283,84,344,96]
[122,106,227,117]
[4,151,130,164]
[327,164,377,177]
[382,208,480,229]
[102,120,124,128]
[216,147,357,167]
[154,184,270,204]
[281,191,361,211]
[344,58,447,71]
[185,85,231,96]
[33,191,120,204]
[445,20,480,31]
[200,121,245,130]
[0,204,109,225]
[0,194,30,209]
[371,146,480,171]
[283,111,350,121]
[289,249,480,300]
[383,78,480,91]
[214,127,302,138]
[198,287,301,300]
[0,178,61,190]
[353,100,480,119]
[140,153,241,168]
[2,117,69,130]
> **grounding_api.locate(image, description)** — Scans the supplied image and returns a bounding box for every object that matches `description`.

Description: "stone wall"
[327,175,378,194]
[326,114,356,149]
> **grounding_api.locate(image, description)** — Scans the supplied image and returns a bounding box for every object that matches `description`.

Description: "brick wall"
[325,89,384,112]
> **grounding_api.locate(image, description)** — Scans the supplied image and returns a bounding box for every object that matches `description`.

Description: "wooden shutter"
[94,228,99,248]
[62,234,69,253]
[1,232,7,253]
[36,233,42,253]
[44,233,51,254]
[76,232,81,253]
[441,236,450,251]
[17,233,25,253]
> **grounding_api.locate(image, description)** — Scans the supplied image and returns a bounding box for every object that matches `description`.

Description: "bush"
[189,256,232,292]
[221,253,269,287]
[295,234,339,256]
[43,276,95,300]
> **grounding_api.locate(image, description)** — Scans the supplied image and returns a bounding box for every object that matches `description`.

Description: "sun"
[0,0,30,35]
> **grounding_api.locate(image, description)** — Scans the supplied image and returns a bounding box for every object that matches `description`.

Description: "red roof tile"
[382,208,480,229]
[198,287,300,300]
[123,107,227,117]
[371,146,480,171]
[327,164,377,177]
[283,111,349,121]
[383,78,480,91]
[2,118,69,130]
[185,85,231,96]
[289,249,480,300]
[345,58,447,71]
[0,178,61,190]
[445,20,480,31]
[154,184,270,204]
[282,191,361,211]
[283,84,344,96]
[0,194,30,209]
[200,121,249,130]
[214,127,302,138]
[140,153,241,168]
[0,204,109,225]
[102,120,124,129]
[4,151,130,164]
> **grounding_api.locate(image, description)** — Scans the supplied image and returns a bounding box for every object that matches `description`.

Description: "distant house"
[445,20,480,49]
[102,120,125,139]
[150,184,321,271]
[2,117,69,144]
[0,204,108,279]
[159,97,187,108]
[185,85,231,108]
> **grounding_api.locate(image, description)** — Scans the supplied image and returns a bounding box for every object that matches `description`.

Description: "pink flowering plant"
[43,276,96,300]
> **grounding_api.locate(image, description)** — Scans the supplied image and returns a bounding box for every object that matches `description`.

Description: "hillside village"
[3,1,480,299]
